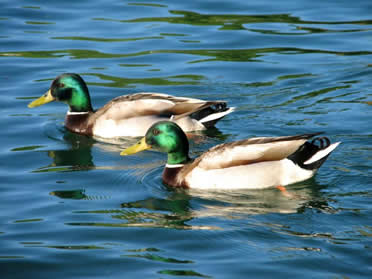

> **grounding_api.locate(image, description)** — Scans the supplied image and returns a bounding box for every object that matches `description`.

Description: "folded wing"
[194,133,323,170]
[92,92,226,122]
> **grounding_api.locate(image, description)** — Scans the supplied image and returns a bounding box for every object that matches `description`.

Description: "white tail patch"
[304,142,341,165]
[199,107,235,123]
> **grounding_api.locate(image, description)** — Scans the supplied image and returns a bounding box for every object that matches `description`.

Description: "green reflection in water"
[32,131,95,173]
[24,31,47,34]
[46,245,105,250]
[9,114,33,117]
[68,198,219,230]
[11,145,44,151]
[32,147,95,172]
[180,40,200,43]
[240,73,313,88]
[283,85,351,110]
[95,10,372,32]
[22,6,41,9]
[50,189,110,201]
[25,21,55,25]
[32,166,75,173]
[1,48,370,63]
[158,269,211,278]
[160,33,187,37]
[50,189,87,200]
[14,218,43,223]
[108,208,197,230]
[67,183,329,231]
[119,63,151,67]
[239,72,351,110]
[83,72,204,87]
[277,73,314,81]
[17,96,36,100]
[295,26,370,34]
[127,2,167,8]
[20,242,43,245]
[126,247,160,252]
[51,36,163,42]
[126,253,193,264]
[65,222,218,230]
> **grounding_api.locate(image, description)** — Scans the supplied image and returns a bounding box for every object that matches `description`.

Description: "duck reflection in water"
[38,131,96,172]
[115,181,334,230]
[49,170,334,229]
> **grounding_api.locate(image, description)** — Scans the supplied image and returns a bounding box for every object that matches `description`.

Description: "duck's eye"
[57,83,65,88]
[153,128,161,136]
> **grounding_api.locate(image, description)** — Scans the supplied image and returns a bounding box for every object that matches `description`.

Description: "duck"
[120,121,340,190]
[28,73,234,138]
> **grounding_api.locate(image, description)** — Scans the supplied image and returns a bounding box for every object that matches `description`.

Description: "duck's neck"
[68,100,93,113]
[167,151,190,166]
[68,89,93,113]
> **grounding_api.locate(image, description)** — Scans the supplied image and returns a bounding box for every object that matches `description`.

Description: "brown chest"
[65,113,94,136]
[162,167,189,188]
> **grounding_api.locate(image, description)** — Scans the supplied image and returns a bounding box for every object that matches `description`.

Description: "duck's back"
[89,92,232,137]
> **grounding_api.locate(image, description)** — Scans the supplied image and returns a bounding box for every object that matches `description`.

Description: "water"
[1,0,371,278]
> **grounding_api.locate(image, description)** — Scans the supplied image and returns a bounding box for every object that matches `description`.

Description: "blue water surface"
[0,0,371,278]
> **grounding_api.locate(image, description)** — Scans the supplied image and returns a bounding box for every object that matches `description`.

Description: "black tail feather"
[288,136,332,170]
[190,102,229,128]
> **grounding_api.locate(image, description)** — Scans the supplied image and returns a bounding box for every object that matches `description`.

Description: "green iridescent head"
[121,121,191,165]
[28,73,93,112]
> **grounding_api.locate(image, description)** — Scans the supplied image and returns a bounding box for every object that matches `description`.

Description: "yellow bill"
[120,137,151,156]
[28,89,55,108]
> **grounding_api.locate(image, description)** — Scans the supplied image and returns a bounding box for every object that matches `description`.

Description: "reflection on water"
[158,269,211,278]
[26,124,155,173]
[189,184,330,216]
[51,36,163,42]
[97,10,372,30]
[123,247,209,278]
[50,189,87,200]
[125,251,193,264]
[2,48,370,62]
[32,131,96,172]
[57,180,335,231]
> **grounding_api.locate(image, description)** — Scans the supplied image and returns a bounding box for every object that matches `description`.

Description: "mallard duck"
[120,121,340,189]
[28,73,234,138]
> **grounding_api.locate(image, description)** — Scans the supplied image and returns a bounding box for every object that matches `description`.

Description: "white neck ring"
[165,163,184,168]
